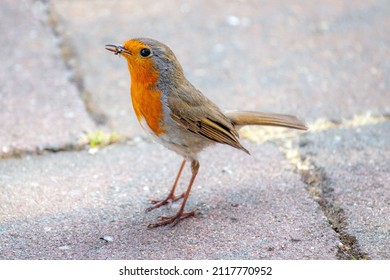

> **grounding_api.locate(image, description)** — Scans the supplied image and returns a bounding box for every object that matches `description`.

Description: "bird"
[105,38,307,228]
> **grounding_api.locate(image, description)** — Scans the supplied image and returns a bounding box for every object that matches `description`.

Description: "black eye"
[140,48,151,57]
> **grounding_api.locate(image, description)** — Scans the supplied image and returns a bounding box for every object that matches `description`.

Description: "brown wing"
[168,86,249,154]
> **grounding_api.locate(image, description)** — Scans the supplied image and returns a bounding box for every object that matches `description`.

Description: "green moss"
[85,130,121,147]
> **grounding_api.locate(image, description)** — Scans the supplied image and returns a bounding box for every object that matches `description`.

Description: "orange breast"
[129,62,165,136]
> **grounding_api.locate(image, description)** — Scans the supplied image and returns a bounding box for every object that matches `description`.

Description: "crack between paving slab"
[43,0,108,126]
[307,170,369,260]
[0,142,86,160]
[279,144,370,260]
[0,135,147,160]
[238,112,389,259]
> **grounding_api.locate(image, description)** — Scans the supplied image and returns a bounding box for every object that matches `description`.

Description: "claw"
[145,192,184,212]
[147,209,198,228]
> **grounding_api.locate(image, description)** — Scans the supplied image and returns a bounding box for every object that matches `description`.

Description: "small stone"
[222,167,232,174]
[226,16,240,26]
[101,235,114,242]
[318,21,330,31]
[88,147,98,154]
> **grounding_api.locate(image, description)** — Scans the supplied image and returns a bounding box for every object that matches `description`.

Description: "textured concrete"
[0,0,389,261]
[51,0,389,137]
[0,0,95,157]
[0,142,338,259]
[299,123,390,259]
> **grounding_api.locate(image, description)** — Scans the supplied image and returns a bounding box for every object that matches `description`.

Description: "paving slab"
[299,122,390,259]
[51,0,389,138]
[0,141,338,259]
[0,0,95,158]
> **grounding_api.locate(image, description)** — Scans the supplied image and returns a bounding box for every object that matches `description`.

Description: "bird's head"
[105,38,185,88]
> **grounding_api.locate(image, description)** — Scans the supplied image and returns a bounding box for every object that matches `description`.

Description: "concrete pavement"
[0,0,389,259]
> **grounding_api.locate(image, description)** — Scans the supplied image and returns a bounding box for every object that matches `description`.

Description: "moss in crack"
[83,130,121,148]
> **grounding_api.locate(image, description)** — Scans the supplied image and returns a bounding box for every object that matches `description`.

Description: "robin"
[105,38,307,228]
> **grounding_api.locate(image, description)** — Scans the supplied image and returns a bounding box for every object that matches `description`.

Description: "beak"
[105,44,129,55]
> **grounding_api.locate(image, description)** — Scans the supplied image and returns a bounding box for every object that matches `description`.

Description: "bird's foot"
[145,192,184,212]
[147,209,198,228]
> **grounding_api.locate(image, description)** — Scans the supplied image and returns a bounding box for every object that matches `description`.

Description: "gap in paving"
[271,114,390,260]
[0,142,86,160]
[44,0,108,126]
[297,165,369,259]
[278,141,371,259]
[0,133,147,160]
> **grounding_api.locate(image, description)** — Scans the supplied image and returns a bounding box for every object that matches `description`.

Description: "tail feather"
[225,111,308,130]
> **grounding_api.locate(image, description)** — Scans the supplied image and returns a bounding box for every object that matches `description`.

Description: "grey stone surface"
[0,141,338,259]
[51,0,389,138]
[1,0,389,261]
[299,123,390,259]
[0,0,95,158]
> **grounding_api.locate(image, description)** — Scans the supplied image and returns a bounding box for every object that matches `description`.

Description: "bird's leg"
[146,159,186,212]
[148,160,199,228]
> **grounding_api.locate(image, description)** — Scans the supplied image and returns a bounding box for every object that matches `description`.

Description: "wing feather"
[168,89,249,154]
